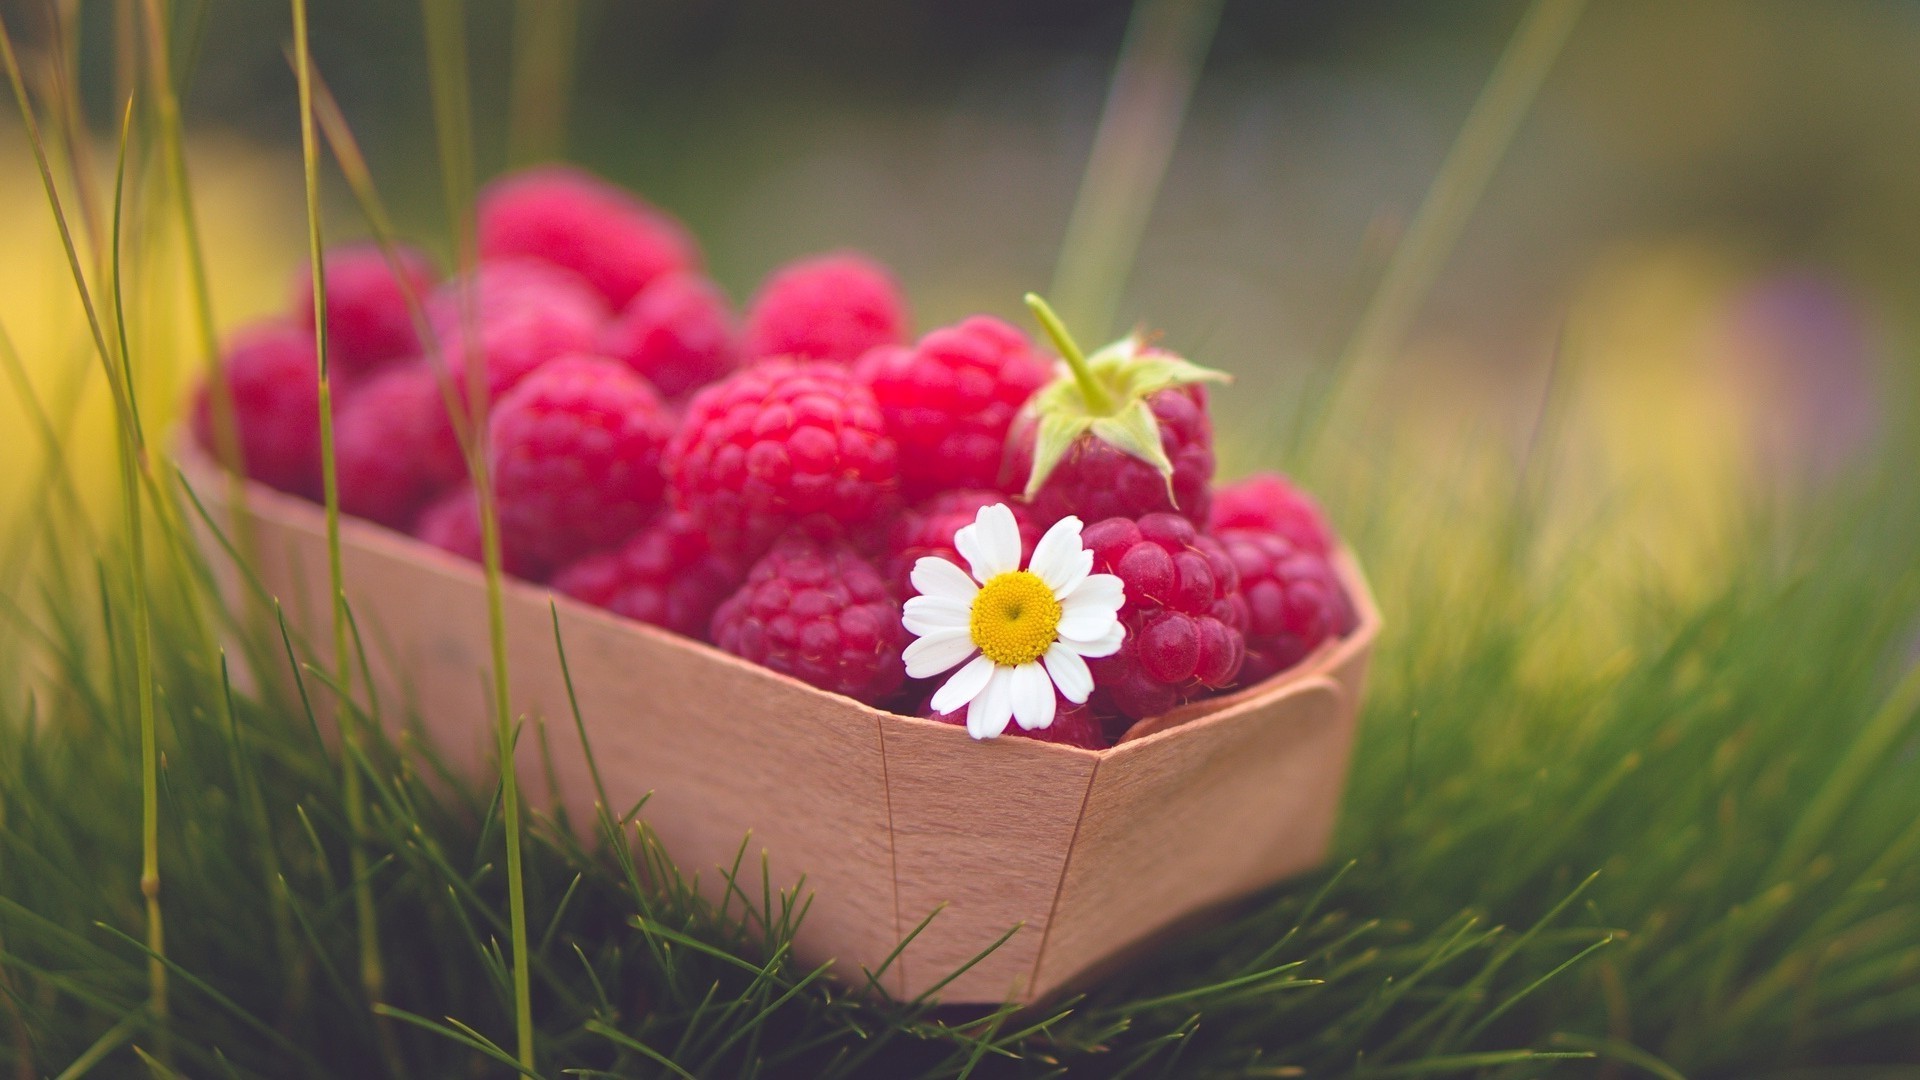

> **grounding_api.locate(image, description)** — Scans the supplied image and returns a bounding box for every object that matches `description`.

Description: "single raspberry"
[854,316,1049,498]
[477,165,699,310]
[882,490,1039,597]
[709,535,905,705]
[552,511,744,639]
[741,252,909,364]
[291,242,438,374]
[488,355,673,568]
[441,299,606,407]
[666,359,900,556]
[1210,472,1335,557]
[193,321,329,499]
[1007,296,1226,528]
[923,695,1107,750]
[412,484,548,581]
[334,363,468,529]
[426,257,610,336]
[1082,513,1247,720]
[599,271,739,399]
[1217,528,1356,685]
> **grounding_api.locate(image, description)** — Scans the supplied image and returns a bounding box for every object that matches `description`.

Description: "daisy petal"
[1011,662,1057,730]
[1057,574,1126,640]
[931,654,996,715]
[1043,644,1094,704]
[902,595,971,637]
[967,667,1015,739]
[904,630,976,679]
[956,504,1021,582]
[1029,516,1089,594]
[1061,623,1126,659]
[911,556,980,603]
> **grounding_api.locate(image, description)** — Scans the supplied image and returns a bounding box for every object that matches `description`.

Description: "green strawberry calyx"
[1019,292,1230,501]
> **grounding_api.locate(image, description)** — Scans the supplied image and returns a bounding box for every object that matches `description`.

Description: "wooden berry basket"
[179,445,1380,1006]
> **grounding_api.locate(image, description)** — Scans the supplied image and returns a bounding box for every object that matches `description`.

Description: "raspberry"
[1082,513,1247,720]
[442,299,605,406]
[741,252,909,364]
[552,511,743,638]
[426,257,610,336]
[1012,384,1215,527]
[599,271,739,399]
[488,355,674,567]
[334,363,468,529]
[412,485,549,581]
[1210,472,1335,557]
[666,359,900,556]
[854,316,1049,497]
[1217,528,1356,685]
[291,242,437,375]
[709,535,905,705]
[477,165,699,309]
[882,490,1039,597]
[193,321,329,499]
[923,695,1106,750]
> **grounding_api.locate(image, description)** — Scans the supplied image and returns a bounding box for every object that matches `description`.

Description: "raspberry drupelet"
[477,165,699,310]
[333,363,468,529]
[599,271,740,399]
[488,355,674,568]
[854,315,1050,498]
[709,535,906,705]
[552,511,744,638]
[192,321,332,499]
[1082,512,1247,721]
[742,252,909,364]
[292,242,438,374]
[665,359,900,557]
[1210,472,1335,558]
[1216,528,1356,684]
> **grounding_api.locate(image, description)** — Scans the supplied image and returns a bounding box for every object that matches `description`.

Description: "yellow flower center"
[970,570,1062,667]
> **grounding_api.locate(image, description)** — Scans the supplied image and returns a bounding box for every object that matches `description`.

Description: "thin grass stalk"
[421,0,535,1064]
[506,0,578,166]
[1047,0,1223,339]
[288,0,391,1044]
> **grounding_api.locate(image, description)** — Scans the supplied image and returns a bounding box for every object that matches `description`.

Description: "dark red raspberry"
[882,490,1039,596]
[1011,384,1215,527]
[854,316,1049,498]
[741,252,908,364]
[334,363,468,529]
[666,359,900,556]
[1217,528,1356,685]
[193,321,330,499]
[1210,472,1335,557]
[477,165,699,309]
[426,257,610,335]
[709,535,906,705]
[1082,513,1247,720]
[292,242,438,374]
[552,511,744,639]
[599,271,739,399]
[412,484,549,581]
[488,355,673,567]
[923,695,1107,750]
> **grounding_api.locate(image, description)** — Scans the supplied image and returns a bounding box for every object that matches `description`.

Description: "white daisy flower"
[902,503,1126,740]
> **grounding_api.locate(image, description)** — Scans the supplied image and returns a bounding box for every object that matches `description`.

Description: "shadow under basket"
[180,445,1380,1007]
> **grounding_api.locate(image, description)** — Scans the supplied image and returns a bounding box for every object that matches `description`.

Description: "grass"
[3,0,1920,1076]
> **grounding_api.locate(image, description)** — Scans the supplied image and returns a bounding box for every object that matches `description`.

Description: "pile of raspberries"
[193,164,1356,749]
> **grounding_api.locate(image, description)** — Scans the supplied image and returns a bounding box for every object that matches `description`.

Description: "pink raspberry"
[333,363,468,529]
[477,165,698,310]
[599,271,739,399]
[425,257,608,336]
[193,321,330,499]
[1011,384,1215,527]
[412,484,548,581]
[709,535,905,705]
[551,511,744,639]
[741,252,909,364]
[882,490,1038,596]
[291,242,438,374]
[1217,528,1356,685]
[923,695,1106,750]
[488,355,673,567]
[1082,513,1247,720]
[854,316,1049,497]
[440,299,605,406]
[666,359,900,556]
[1210,472,1335,557]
